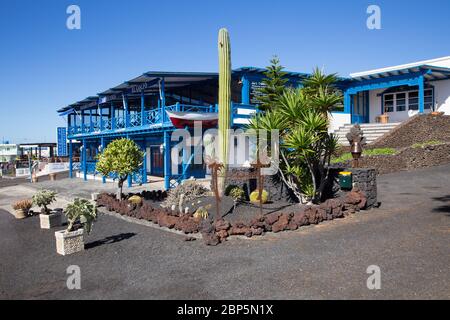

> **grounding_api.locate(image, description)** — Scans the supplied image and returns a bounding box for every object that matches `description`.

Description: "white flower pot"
[55,229,84,256]
[40,212,62,229]
[14,209,28,219]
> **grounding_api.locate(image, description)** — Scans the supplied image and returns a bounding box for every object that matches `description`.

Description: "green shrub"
[32,190,57,214]
[331,148,396,164]
[229,187,245,201]
[411,140,442,148]
[65,198,97,234]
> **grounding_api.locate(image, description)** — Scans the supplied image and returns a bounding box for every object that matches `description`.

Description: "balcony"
[67,102,257,139]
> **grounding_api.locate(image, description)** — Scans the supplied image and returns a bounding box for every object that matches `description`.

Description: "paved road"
[0,165,449,299]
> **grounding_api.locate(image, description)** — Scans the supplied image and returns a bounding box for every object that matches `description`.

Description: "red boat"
[166,110,218,129]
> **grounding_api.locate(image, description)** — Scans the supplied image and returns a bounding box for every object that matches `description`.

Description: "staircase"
[333,123,401,145]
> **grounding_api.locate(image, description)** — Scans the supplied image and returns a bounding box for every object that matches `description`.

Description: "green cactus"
[218,28,231,196]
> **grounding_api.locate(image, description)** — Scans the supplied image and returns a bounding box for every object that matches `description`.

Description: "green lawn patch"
[331,148,396,164]
[411,140,442,148]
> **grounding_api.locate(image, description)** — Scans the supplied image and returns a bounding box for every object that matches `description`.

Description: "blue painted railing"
[68,103,257,137]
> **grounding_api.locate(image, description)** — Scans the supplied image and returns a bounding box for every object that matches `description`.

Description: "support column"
[164,130,171,190]
[161,78,166,122]
[101,137,106,183]
[81,109,85,133]
[418,75,425,114]
[99,106,104,131]
[241,76,250,105]
[69,140,73,178]
[123,94,129,128]
[82,139,87,181]
[111,102,115,130]
[89,109,93,132]
[141,91,146,126]
[344,91,351,114]
[142,139,148,184]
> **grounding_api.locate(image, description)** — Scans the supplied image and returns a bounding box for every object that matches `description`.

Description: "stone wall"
[325,167,378,208]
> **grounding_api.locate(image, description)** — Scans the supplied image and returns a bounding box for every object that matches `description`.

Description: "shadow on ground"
[85,232,137,249]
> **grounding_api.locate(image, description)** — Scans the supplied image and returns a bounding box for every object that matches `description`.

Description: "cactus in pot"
[217,27,232,196]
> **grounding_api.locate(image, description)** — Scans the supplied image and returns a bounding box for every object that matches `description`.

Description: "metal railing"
[67,103,258,137]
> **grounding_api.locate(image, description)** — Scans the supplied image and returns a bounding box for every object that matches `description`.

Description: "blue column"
[111,102,115,130]
[141,140,147,184]
[141,91,146,126]
[69,140,73,178]
[344,91,351,114]
[418,75,425,114]
[241,76,250,105]
[123,94,129,128]
[164,130,171,190]
[89,109,93,132]
[73,112,77,133]
[127,134,132,188]
[161,78,166,122]
[101,137,106,183]
[99,106,104,131]
[82,139,87,181]
[81,110,85,133]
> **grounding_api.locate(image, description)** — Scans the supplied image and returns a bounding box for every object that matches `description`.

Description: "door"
[149,146,164,177]
[351,91,369,124]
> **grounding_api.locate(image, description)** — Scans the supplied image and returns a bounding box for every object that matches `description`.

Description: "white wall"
[432,78,450,115]
[329,112,351,132]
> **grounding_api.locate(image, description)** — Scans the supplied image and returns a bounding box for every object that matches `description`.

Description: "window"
[424,89,433,109]
[408,92,418,110]
[383,88,434,112]
[384,94,394,112]
[396,93,406,111]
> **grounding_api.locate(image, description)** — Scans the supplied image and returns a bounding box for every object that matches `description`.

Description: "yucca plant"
[247,64,341,204]
[65,198,97,234]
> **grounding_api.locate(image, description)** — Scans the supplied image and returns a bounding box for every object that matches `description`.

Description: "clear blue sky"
[1,0,450,143]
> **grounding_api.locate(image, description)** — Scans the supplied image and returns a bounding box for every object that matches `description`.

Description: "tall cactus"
[217,28,231,196]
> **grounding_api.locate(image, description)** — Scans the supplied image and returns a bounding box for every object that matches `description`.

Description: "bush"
[331,148,396,164]
[163,180,209,209]
[228,186,245,201]
[32,190,57,214]
[65,198,97,234]
[249,189,269,204]
[12,199,32,211]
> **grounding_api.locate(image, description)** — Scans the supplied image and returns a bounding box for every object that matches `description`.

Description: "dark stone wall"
[325,167,378,208]
[224,167,296,202]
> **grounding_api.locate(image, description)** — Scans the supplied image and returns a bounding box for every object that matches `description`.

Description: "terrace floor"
[0,165,449,299]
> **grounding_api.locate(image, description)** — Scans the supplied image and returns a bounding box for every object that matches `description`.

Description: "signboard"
[57,127,68,156]
[249,80,267,105]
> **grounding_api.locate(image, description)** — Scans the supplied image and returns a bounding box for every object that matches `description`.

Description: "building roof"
[58,68,319,114]
[349,64,450,82]
[350,56,450,78]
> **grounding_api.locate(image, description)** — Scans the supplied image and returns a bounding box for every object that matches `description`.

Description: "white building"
[0,144,18,163]
[330,56,450,132]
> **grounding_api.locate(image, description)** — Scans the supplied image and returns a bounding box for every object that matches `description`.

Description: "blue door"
[351,91,370,124]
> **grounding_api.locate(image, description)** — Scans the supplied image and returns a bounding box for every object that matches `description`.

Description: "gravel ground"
[0,165,449,299]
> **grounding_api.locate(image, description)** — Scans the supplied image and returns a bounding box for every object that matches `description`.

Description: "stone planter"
[40,211,62,229]
[14,209,28,219]
[55,229,84,255]
[32,175,39,183]
[378,114,389,124]
[49,173,57,181]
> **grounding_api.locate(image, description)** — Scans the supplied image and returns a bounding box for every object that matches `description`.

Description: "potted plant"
[55,198,97,255]
[32,189,61,229]
[378,106,390,124]
[12,199,32,219]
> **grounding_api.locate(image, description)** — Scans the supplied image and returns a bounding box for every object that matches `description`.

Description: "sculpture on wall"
[346,124,367,168]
